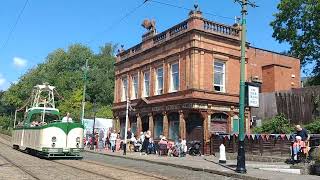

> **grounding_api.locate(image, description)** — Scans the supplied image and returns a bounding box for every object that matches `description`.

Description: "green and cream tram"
[12,84,84,158]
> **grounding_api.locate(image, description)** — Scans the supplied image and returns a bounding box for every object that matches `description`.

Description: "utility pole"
[123,86,129,155]
[90,99,97,150]
[81,59,89,125]
[234,0,257,174]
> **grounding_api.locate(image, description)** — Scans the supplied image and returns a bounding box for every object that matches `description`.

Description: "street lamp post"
[81,58,89,125]
[123,89,129,155]
[90,99,97,150]
[235,0,256,174]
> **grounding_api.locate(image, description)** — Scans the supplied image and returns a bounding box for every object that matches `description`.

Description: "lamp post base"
[123,143,127,155]
[236,140,247,173]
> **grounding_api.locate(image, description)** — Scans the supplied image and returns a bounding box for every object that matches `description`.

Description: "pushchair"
[188,141,201,156]
[133,141,142,152]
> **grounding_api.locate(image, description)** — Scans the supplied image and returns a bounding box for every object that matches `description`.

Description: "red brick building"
[112,8,300,154]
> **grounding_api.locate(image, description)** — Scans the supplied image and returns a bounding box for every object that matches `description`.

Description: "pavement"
[85,148,320,180]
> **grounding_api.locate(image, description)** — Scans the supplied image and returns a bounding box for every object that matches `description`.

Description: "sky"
[0,0,307,90]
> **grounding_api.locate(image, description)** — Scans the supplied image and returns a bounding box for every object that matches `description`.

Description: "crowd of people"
[84,128,188,157]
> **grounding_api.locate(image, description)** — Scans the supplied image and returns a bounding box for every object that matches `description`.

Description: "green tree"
[1,43,116,120]
[270,0,320,85]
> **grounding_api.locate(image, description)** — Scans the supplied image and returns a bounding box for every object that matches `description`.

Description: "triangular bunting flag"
[280,134,286,140]
[266,134,270,141]
[251,134,255,140]
[285,134,291,140]
[255,134,260,140]
[275,134,280,139]
[227,135,230,140]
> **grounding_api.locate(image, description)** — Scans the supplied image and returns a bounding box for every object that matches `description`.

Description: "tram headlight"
[76,137,80,142]
[76,143,79,148]
[52,136,57,142]
[52,142,56,148]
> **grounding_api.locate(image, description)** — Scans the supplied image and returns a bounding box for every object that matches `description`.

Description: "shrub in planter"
[252,114,294,134]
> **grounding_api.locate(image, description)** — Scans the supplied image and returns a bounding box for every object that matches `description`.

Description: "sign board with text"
[248,85,259,107]
[245,82,260,108]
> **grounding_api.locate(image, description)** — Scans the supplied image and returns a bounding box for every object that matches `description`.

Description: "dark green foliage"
[271,0,320,85]
[305,118,320,134]
[253,114,294,134]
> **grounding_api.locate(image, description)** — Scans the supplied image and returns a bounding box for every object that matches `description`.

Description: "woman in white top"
[110,130,117,152]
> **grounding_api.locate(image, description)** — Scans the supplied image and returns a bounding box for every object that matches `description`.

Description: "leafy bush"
[0,116,12,130]
[253,114,294,134]
[304,118,320,134]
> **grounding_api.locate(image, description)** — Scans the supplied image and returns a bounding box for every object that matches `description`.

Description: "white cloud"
[0,74,6,87]
[13,57,27,68]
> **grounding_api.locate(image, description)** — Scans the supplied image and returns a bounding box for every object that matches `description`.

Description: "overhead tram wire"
[86,0,149,45]
[0,0,29,51]
[148,0,235,20]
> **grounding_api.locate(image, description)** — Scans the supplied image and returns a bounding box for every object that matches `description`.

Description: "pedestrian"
[127,128,133,152]
[110,130,117,152]
[116,133,121,151]
[62,112,73,123]
[142,130,151,154]
[295,125,309,141]
[95,133,99,151]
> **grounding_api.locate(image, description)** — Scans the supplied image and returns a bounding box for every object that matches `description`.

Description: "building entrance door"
[186,113,204,153]
[232,116,239,133]
[142,116,149,132]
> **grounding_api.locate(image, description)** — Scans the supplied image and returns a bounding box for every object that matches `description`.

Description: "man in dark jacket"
[295,125,309,141]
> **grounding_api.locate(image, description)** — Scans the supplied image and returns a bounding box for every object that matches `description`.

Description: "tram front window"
[29,112,60,127]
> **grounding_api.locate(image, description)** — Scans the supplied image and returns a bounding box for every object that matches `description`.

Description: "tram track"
[0,137,113,179]
[0,151,40,180]
[54,159,169,180]
[0,135,168,180]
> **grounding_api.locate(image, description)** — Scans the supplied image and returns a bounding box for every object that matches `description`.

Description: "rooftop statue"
[141,19,156,31]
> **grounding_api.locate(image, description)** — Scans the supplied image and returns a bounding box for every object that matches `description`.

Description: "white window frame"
[213,60,226,93]
[143,71,150,97]
[170,63,179,92]
[121,77,128,101]
[131,74,138,100]
[155,67,164,95]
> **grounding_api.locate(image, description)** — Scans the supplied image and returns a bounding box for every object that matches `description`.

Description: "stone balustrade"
[203,20,240,37]
[117,18,240,62]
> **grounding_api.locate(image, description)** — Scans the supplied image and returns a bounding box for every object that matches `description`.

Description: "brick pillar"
[163,111,169,137]
[148,113,154,137]
[136,113,142,136]
[179,110,186,139]
[229,106,235,134]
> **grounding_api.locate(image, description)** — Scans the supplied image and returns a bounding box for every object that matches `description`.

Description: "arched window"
[211,113,228,122]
